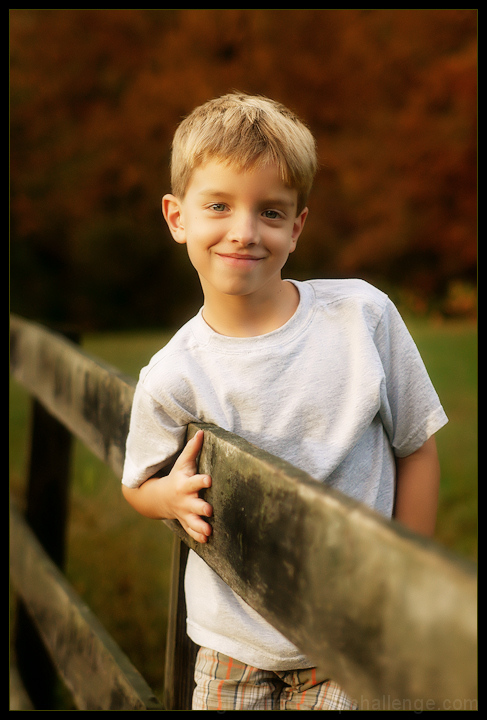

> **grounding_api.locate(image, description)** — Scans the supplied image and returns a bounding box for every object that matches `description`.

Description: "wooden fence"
[9,314,477,711]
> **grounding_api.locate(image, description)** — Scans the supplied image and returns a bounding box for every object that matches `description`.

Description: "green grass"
[10,318,477,702]
[401,316,477,560]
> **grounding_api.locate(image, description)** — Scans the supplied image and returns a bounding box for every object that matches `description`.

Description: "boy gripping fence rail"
[121,93,448,711]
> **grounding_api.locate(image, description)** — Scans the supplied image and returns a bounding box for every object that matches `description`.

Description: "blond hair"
[170,93,317,213]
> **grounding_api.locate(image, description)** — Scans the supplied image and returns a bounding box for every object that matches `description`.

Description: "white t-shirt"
[122,279,447,670]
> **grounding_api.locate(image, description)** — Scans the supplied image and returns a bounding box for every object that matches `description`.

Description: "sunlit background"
[10,9,476,329]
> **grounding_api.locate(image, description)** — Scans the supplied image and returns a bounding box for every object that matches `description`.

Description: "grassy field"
[9,317,477,701]
[402,317,477,560]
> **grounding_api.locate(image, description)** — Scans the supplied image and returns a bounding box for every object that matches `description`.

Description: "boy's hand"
[167,430,213,544]
[122,429,213,544]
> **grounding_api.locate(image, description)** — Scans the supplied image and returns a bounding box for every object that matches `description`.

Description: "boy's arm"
[122,430,213,544]
[394,436,440,538]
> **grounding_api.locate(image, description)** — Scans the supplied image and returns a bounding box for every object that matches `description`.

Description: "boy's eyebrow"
[260,197,296,209]
[196,189,232,199]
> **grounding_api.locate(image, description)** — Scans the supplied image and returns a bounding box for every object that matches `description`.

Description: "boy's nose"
[228,213,257,245]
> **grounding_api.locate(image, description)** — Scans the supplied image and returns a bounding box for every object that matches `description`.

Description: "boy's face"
[163,160,308,304]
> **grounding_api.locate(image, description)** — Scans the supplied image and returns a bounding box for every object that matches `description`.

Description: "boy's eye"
[209,203,227,212]
[262,210,281,219]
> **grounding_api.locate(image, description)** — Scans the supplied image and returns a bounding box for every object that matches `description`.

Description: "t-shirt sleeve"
[121,378,196,488]
[375,300,448,457]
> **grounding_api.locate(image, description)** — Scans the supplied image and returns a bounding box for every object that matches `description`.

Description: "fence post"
[164,536,198,710]
[13,327,79,709]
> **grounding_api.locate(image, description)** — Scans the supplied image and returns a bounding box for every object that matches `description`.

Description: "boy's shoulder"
[307,277,389,313]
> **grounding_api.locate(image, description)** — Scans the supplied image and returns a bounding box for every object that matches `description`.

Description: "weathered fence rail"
[9,314,477,711]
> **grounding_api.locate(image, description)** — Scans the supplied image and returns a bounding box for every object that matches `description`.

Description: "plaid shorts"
[192,647,358,711]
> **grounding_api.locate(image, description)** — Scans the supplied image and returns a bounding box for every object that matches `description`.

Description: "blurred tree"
[10,9,477,329]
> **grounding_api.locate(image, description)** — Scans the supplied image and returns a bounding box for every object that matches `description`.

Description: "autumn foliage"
[10,9,477,330]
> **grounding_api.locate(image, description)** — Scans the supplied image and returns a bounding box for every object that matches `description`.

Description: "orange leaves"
[10,9,477,328]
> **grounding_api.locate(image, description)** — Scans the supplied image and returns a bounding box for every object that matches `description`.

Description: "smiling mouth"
[219,253,263,260]
[217,253,264,266]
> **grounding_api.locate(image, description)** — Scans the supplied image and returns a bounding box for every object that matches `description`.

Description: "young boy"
[121,93,448,710]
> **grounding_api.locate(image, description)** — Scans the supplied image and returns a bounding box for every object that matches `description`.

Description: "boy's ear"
[289,206,309,253]
[162,194,186,244]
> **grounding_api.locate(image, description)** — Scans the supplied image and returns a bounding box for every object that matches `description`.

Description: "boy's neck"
[201,280,299,338]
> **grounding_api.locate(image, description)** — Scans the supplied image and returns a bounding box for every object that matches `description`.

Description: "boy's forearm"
[122,476,173,520]
[393,436,440,538]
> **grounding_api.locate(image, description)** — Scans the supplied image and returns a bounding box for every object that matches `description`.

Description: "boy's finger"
[184,515,212,544]
[175,430,204,471]
[187,473,212,492]
[194,497,212,518]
